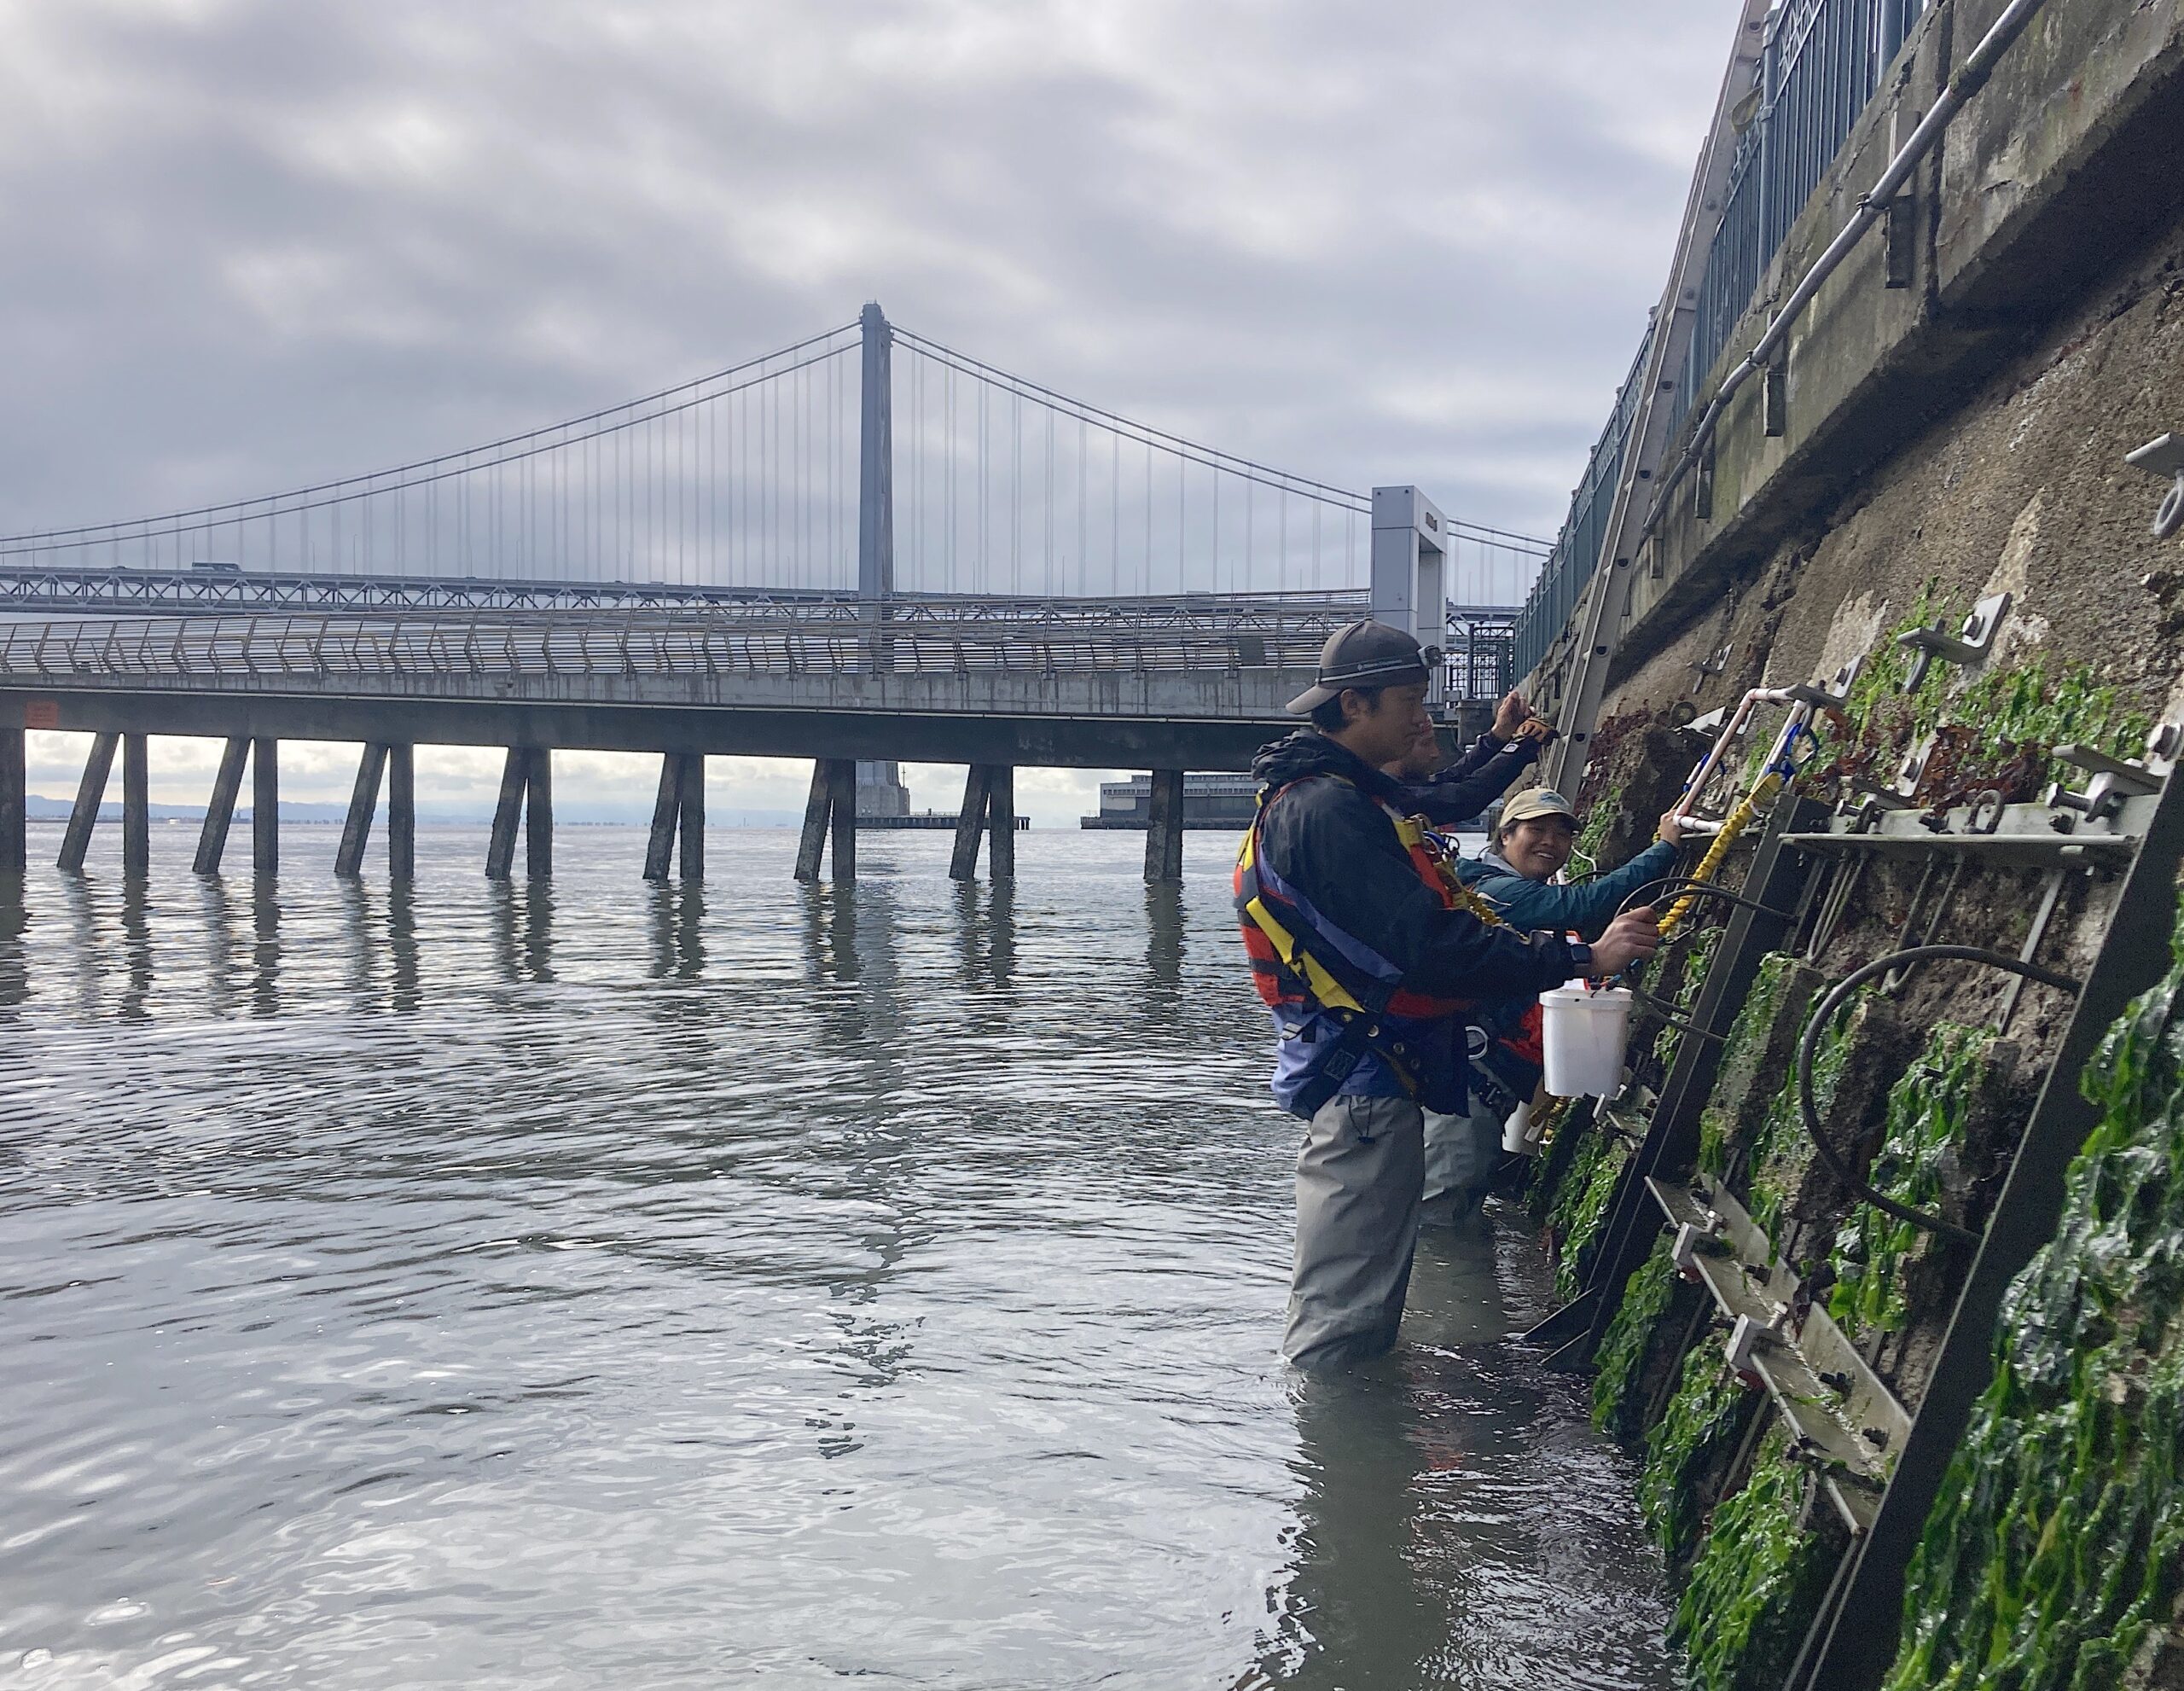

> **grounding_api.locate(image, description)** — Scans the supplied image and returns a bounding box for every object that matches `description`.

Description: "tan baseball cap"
[1499,788,1579,830]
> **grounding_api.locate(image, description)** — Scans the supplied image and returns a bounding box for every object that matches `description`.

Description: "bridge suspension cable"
[0,306,1551,606]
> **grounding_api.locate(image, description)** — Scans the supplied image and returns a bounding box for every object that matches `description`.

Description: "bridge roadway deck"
[0,612,1337,769]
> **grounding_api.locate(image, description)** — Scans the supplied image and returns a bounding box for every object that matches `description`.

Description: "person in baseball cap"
[1284,619,1443,717]
[1235,620,1663,1370]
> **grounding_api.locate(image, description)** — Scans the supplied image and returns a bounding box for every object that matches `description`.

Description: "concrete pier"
[252,737,277,877]
[1144,769,1184,883]
[646,753,705,881]
[948,764,1018,880]
[387,744,415,880]
[795,758,860,885]
[525,748,552,880]
[195,737,249,874]
[120,734,148,877]
[58,731,117,871]
[335,743,388,876]
[0,720,24,875]
[486,747,551,880]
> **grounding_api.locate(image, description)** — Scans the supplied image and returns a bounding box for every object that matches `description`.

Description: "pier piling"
[120,734,148,878]
[335,743,388,876]
[948,764,1019,880]
[486,748,525,879]
[1144,769,1184,882]
[251,738,278,878]
[195,736,249,874]
[795,758,860,884]
[58,732,117,872]
[525,748,552,880]
[949,766,991,880]
[387,745,415,880]
[0,718,23,875]
[645,756,680,881]
[677,755,704,880]
[985,765,1015,880]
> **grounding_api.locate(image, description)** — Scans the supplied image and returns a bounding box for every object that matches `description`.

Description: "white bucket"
[1539,984,1634,1098]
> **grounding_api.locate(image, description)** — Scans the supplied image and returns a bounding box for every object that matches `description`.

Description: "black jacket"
[1397,731,1543,828]
[1249,729,1586,1002]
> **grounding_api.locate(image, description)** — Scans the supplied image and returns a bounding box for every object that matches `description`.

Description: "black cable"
[1613,875,1799,923]
[1795,944,2082,1245]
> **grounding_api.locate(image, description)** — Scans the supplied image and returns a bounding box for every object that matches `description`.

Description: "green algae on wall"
[1829,1021,1997,1339]
[1670,1426,1843,1691]
[1593,1236,1679,1440]
[1696,952,1801,1180]
[1884,937,2184,1691]
[1652,921,1722,1083]
[1740,991,1869,1242]
[1548,1129,1630,1305]
[1640,1343,1753,1568]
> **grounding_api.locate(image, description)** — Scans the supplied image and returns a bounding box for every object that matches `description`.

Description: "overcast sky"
[0,0,1744,826]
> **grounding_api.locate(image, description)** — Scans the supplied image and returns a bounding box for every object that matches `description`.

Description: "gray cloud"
[0,0,1742,816]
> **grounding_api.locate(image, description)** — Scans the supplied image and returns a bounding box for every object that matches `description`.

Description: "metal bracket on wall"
[1895,591,2010,692]
[1786,753,2184,1691]
[1651,1173,1908,1534]
[2125,433,2184,540]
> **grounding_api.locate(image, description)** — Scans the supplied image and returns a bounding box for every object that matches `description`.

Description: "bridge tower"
[856,300,911,819]
[1369,486,1448,706]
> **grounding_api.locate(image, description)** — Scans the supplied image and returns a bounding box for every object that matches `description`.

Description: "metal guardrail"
[0,610,1380,689]
[1678,0,1931,429]
[1509,330,1653,682]
[0,590,1521,700]
[1518,0,1930,689]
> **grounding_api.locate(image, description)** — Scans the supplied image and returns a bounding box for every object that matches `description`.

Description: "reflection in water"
[645,880,706,981]
[200,876,239,1018]
[0,827,1675,1691]
[388,881,420,1010]
[250,880,279,1016]
[951,878,1017,987]
[0,875,26,1012]
[1145,880,1184,992]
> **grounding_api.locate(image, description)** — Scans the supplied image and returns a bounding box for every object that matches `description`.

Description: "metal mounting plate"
[1649,1175,1909,1534]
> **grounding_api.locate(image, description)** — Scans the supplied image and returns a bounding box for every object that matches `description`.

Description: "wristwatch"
[1568,942,1595,978]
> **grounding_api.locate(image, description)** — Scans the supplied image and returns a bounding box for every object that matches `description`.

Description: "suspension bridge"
[0,303,1547,886]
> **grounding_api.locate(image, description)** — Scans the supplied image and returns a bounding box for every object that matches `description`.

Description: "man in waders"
[1236,621,1661,1371]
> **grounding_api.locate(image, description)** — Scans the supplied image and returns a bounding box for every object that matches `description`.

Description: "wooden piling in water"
[58,732,117,871]
[336,743,388,876]
[121,734,149,878]
[387,745,415,880]
[252,737,279,878]
[1145,769,1185,883]
[195,737,249,874]
[486,747,525,880]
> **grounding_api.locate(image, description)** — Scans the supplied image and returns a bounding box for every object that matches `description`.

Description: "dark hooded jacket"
[1395,729,1543,828]
[1245,729,1589,1113]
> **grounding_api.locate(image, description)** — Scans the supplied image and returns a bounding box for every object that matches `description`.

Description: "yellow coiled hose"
[1658,770,1781,939]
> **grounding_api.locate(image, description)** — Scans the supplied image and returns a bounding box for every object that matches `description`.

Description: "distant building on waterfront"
[1081,774,1255,831]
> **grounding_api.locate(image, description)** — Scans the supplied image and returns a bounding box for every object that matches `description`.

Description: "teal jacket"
[1454,839,1679,941]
